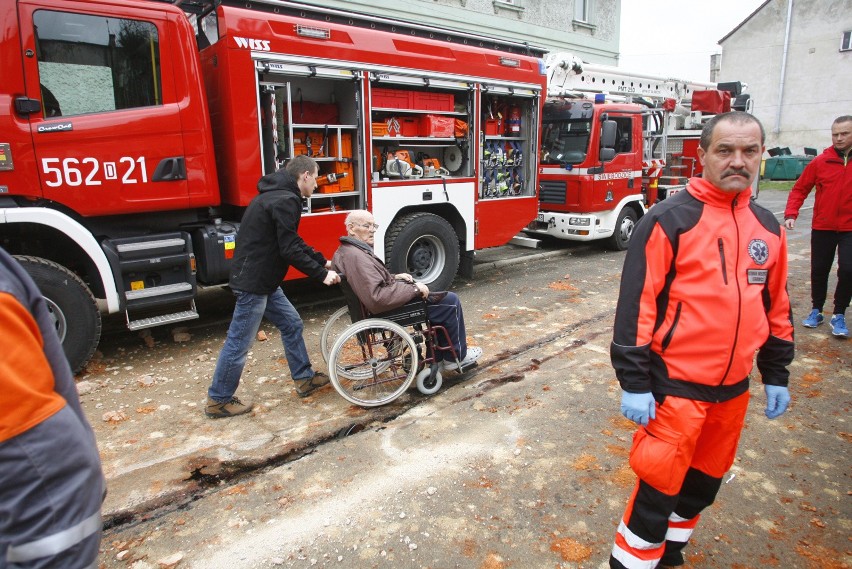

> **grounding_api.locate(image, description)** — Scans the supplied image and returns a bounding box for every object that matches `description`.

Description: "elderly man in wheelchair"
[321,210,482,406]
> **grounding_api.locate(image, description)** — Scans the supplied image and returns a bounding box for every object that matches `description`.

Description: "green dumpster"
[763,156,812,181]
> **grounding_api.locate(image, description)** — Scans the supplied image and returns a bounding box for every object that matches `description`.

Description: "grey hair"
[699,111,766,150]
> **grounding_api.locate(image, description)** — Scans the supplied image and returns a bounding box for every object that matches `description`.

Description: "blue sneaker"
[802,309,824,328]
[830,314,848,338]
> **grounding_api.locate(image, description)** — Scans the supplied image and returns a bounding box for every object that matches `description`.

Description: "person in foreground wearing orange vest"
[783,115,851,339]
[0,247,105,568]
[608,112,795,569]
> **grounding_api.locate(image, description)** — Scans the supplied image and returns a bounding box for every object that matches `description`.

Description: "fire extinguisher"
[505,104,521,136]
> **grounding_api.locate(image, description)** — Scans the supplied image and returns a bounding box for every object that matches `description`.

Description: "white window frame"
[493,0,524,12]
[575,0,590,22]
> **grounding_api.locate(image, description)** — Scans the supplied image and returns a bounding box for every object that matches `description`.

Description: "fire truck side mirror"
[599,119,617,162]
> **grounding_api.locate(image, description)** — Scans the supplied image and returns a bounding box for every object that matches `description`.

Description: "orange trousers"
[610,392,750,569]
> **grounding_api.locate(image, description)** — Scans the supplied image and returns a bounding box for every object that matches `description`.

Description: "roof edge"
[718,0,773,44]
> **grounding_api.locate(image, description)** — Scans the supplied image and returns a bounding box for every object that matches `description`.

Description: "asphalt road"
[81,189,849,569]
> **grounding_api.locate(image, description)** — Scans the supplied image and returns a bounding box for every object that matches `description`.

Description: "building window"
[493,0,524,11]
[575,0,590,22]
[841,31,852,51]
[572,0,595,33]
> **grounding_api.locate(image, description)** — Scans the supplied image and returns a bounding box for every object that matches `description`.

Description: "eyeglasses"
[354,222,379,230]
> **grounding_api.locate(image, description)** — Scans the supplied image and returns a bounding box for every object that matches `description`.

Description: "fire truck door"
[17,2,190,216]
[593,115,638,208]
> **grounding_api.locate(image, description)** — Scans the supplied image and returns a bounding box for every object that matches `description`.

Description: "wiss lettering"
[233,36,271,51]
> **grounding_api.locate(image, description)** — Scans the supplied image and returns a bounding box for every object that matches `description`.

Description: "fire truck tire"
[608,208,638,251]
[385,213,459,292]
[14,256,102,375]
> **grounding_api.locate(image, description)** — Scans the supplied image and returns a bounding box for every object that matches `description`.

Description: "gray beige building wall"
[719,0,852,152]
[297,0,621,64]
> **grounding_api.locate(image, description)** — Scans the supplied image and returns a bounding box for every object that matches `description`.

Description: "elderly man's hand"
[784,218,795,230]
[323,270,341,286]
[416,282,429,299]
[395,273,414,283]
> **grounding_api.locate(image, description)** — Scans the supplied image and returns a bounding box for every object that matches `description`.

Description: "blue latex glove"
[620,390,656,426]
[764,385,790,419]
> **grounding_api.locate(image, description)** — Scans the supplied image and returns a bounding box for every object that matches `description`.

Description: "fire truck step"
[116,238,187,254]
[125,282,193,301]
[509,234,541,249]
[126,308,200,331]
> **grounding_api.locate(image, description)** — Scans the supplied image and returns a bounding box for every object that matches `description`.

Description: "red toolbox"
[412,91,454,112]
[372,88,413,109]
[372,88,454,111]
[420,114,454,137]
[288,100,339,124]
[385,117,419,137]
[691,90,731,114]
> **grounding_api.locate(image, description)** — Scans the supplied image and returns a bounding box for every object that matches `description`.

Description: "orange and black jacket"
[611,177,795,402]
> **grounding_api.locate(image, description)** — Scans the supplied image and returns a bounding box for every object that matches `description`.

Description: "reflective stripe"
[669,512,690,523]
[617,520,663,550]
[6,511,101,563]
[665,526,695,543]
[611,543,660,569]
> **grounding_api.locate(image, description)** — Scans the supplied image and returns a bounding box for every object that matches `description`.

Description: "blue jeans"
[208,287,315,402]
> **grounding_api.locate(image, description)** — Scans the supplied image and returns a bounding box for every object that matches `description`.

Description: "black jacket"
[229,170,328,294]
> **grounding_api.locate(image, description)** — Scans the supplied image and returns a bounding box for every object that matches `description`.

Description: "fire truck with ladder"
[0,0,547,372]
[525,52,752,249]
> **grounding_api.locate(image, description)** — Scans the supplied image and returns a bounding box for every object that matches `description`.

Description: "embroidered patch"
[747,269,768,284]
[747,239,769,265]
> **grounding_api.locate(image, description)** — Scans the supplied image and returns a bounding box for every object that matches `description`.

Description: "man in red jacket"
[784,115,852,338]
[609,112,794,569]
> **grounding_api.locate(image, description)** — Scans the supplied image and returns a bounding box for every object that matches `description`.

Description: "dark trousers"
[810,230,852,315]
[0,406,104,569]
[426,291,467,361]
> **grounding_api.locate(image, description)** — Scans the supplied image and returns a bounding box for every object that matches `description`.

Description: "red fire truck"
[0,0,546,372]
[526,52,751,249]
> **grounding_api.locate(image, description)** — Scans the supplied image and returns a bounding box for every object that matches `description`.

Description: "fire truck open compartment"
[256,65,541,215]
[257,70,363,214]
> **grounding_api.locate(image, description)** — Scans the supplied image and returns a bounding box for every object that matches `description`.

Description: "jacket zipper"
[661,301,682,352]
[719,197,742,385]
[718,238,728,284]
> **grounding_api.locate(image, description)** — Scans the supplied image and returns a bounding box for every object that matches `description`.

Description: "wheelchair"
[320,280,472,407]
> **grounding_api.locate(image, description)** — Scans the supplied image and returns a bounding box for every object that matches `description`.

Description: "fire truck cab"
[527,52,750,250]
[0,0,546,372]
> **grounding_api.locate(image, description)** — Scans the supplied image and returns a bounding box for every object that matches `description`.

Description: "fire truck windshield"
[540,119,590,165]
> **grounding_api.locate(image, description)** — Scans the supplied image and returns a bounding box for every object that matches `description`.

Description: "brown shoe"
[205,396,253,418]
[294,372,330,398]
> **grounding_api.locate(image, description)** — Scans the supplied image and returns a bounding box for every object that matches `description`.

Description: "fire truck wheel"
[385,213,459,292]
[14,256,102,374]
[608,208,638,251]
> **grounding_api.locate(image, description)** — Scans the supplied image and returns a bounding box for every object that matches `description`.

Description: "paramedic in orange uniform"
[0,248,105,567]
[608,112,795,569]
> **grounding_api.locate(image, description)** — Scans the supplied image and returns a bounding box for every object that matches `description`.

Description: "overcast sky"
[618,0,767,81]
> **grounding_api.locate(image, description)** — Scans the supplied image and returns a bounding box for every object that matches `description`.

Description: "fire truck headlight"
[569,217,591,226]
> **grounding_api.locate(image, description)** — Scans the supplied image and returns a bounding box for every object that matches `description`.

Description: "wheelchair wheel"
[328,319,418,407]
[321,306,351,364]
[416,366,443,395]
